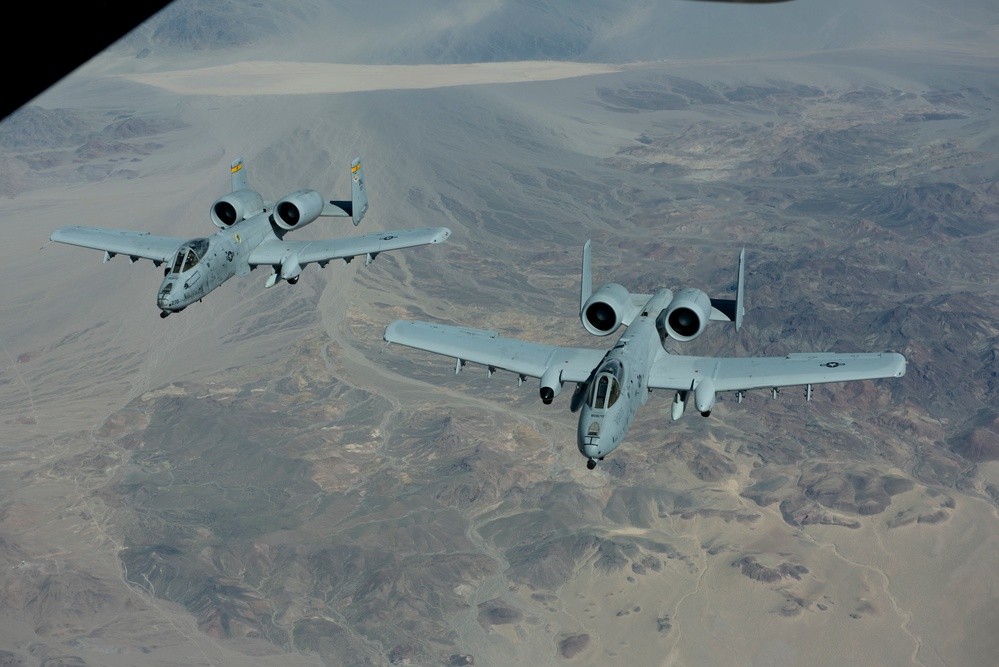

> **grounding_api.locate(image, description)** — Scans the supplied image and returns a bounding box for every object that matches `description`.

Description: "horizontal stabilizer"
[324,201,352,217]
[709,298,738,322]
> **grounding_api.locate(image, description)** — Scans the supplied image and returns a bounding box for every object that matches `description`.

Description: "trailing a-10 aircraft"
[50,157,450,317]
[384,241,906,469]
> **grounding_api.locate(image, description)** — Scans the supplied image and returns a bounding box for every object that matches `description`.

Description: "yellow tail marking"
[351,162,361,174]
[231,163,243,174]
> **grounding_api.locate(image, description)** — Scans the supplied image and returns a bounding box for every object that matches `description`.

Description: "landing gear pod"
[694,378,716,416]
[540,366,563,404]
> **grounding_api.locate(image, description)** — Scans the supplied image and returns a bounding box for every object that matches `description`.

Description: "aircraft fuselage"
[576,290,673,463]
[156,213,274,313]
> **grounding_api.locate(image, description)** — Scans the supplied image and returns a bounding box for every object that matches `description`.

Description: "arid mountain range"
[1,1,997,665]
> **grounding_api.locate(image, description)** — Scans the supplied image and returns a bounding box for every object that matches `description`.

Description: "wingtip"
[383,320,404,342]
[894,352,908,377]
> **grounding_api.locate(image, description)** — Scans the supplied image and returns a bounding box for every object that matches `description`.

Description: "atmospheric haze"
[1,0,998,665]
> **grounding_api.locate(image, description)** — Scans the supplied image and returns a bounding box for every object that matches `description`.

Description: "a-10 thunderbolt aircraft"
[384,241,906,469]
[50,157,450,317]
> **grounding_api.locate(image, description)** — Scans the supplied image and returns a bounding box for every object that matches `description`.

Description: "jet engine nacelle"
[271,189,324,231]
[539,366,563,405]
[657,288,711,343]
[581,282,630,336]
[210,190,264,228]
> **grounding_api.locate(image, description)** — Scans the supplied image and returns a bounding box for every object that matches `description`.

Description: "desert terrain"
[1,1,998,665]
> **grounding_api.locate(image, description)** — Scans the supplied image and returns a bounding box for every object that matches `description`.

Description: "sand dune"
[126,60,622,96]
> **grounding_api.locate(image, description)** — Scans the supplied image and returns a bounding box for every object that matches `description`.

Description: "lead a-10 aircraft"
[384,241,906,469]
[50,157,451,317]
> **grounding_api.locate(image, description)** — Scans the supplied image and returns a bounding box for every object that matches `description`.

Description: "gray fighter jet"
[50,157,450,317]
[384,242,906,469]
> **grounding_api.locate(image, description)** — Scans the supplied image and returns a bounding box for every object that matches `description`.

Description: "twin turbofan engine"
[580,284,712,344]
[211,190,264,228]
[211,189,325,231]
[655,288,712,342]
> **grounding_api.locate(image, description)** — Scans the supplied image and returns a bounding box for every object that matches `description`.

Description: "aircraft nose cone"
[157,280,173,307]
[583,443,601,459]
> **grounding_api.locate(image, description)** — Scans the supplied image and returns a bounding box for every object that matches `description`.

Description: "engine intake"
[581,282,630,336]
[210,190,264,228]
[271,189,324,231]
[657,288,711,343]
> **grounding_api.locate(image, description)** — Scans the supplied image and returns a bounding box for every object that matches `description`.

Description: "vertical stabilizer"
[351,157,368,226]
[735,248,745,332]
[580,240,593,316]
[323,157,369,223]
[230,158,249,192]
[709,248,746,329]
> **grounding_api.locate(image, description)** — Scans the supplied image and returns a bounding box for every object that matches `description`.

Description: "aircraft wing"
[384,320,606,383]
[50,226,186,263]
[248,227,451,268]
[649,352,907,392]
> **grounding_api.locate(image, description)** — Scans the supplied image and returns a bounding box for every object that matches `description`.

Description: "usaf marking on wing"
[50,157,450,318]
[384,241,906,470]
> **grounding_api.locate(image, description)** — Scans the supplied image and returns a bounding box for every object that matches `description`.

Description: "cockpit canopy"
[170,238,209,274]
[587,360,623,410]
